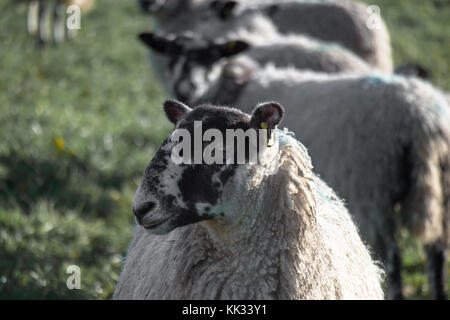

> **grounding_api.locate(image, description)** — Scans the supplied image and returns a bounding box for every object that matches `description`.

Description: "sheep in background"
[217,61,450,300]
[148,41,450,299]
[24,0,95,45]
[114,100,384,299]
[395,64,450,107]
[138,32,372,100]
[202,0,393,72]
[136,0,391,91]
[137,0,278,93]
[138,0,392,71]
[136,0,210,85]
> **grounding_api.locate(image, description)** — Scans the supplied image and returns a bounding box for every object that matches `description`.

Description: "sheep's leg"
[53,1,66,43]
[385,242,404,300]
[38,0,51,45]
[27,0,40,35]
[373,215,403,299]
[425,241,447,300]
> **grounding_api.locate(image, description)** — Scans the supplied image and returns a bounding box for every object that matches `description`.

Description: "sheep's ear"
[212,40,250,59]
[210,1,238,20]
[138,32,179,55]
[250,102,285,130]
[163,100,192,124]
[395,64,431,80]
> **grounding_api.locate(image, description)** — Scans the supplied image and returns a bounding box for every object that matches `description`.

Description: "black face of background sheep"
[394,64,431,80]
[133,100,284,234]
[209,0,240,19]
[138,32,249,104]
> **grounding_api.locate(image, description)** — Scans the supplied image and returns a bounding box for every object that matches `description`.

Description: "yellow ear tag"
[260,122,274,147]
[228,41,236,50]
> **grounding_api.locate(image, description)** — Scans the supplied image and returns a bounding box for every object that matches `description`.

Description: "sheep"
[113,100,384,299]
[218,63,450,300]
[138,32,372,100]
[395,64,450,107]
[147,41,450,299]
[136,0,210,86]
[200,0,393,72]
[137,0,390,92]
[24,0,95,44]
[138,0,392,72]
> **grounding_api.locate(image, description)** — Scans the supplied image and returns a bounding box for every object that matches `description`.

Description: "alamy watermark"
[366,5,382,30]
[170,122,278,166]
[66,265,81,290]
[66,5,81,30]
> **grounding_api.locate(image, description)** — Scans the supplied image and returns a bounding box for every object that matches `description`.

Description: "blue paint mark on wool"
[277,128,310,157]
[364,73,406,86]
[432,104,444,113]
[314,178,339,205]
[277,128,297,146]
[317,43,343,53]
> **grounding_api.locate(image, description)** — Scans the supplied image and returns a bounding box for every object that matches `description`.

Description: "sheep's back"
[234,70,450,249]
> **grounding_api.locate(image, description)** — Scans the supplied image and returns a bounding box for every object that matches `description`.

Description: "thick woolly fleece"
[194,0,393,72]
[205,57,450,255]
[233,31,372,75]
[144,0,391,90]
[113,131,384,299]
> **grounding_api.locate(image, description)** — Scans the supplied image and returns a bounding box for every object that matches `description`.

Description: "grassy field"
[0,0,448,299]
[360,0,450,90]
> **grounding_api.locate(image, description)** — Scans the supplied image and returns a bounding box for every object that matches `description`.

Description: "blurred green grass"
[0,0,170,299]
[0,0,448,299]
[359,0,450,90]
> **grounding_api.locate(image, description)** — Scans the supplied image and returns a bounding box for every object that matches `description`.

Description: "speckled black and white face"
[138,32,249,104]
[133,100,284,234]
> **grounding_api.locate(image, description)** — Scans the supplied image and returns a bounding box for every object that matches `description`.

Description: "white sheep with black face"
[137,0,391,91]
[113,100,384,300]
[138,32,372,102]
[140,40,450,300]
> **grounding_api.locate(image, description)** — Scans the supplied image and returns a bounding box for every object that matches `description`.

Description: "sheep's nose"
[133,201,156,222]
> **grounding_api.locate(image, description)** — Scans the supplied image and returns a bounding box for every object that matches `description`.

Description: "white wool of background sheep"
[195,0,393,72]
[223,29,373,74]
[142,0,392,92]
[140,29,373,104]
[194,56,450,298]
[113,129,384,299]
